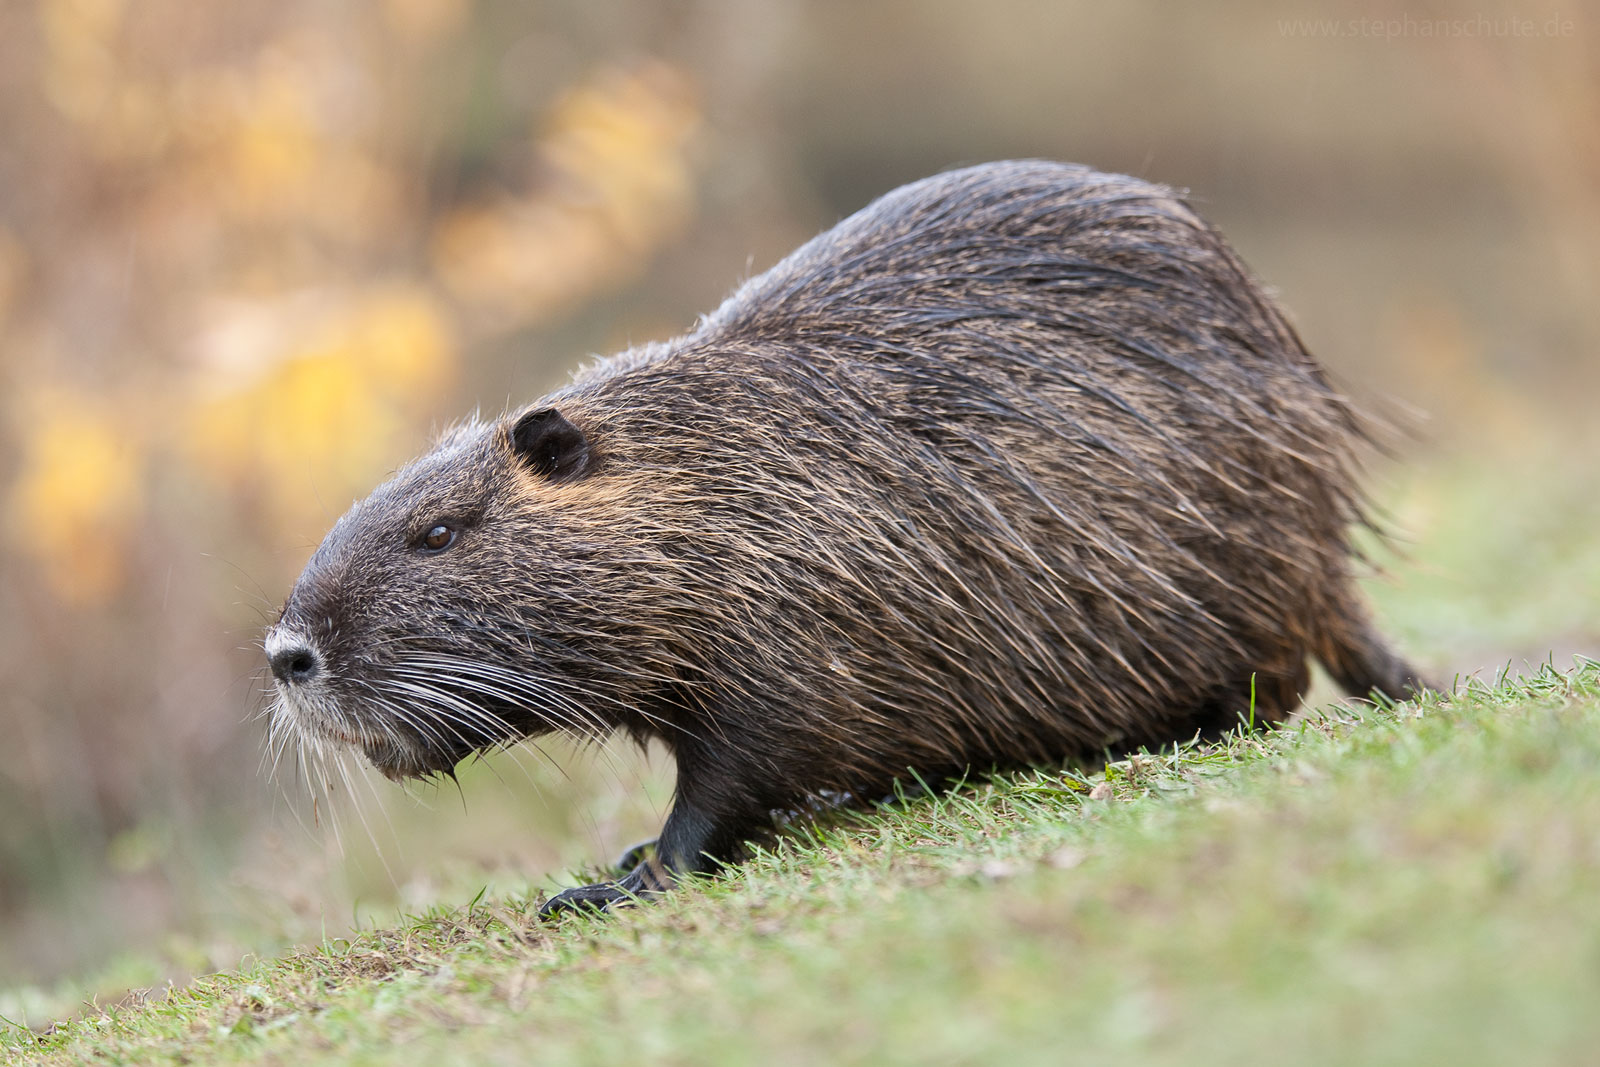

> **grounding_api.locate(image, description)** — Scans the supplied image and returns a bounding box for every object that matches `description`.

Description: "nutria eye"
[420,525,455,553]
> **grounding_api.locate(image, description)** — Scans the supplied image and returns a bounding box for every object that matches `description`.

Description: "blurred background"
[1,0,1595,1013]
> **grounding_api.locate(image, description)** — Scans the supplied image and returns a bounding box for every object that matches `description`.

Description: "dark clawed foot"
[538,881,635,919]
[538,862,667,921]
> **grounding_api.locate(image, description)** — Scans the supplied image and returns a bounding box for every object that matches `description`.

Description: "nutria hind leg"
[1189,657,1310,742]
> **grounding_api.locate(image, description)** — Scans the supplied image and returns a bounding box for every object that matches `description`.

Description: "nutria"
[265,160,1431,915]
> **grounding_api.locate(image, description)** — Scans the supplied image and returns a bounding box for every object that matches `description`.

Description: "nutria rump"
[265,160,1430,915]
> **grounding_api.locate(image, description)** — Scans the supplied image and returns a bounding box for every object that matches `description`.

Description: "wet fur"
[269,160,1429,913]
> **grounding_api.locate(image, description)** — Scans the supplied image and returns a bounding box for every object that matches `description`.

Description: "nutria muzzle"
[265,613,503,781]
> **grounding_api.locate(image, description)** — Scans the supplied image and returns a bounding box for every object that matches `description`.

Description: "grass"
[5,658,1598,1065]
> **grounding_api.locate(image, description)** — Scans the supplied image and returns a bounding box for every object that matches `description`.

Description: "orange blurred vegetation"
[6,3,700,603]
[0,0,708,984]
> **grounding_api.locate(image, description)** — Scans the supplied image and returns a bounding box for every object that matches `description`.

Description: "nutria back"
[266,159,1429,914]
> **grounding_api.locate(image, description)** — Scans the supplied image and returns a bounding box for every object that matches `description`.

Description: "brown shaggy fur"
[266,160,1429,914]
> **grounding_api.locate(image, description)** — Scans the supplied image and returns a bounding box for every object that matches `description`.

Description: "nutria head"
[264,405,621,780]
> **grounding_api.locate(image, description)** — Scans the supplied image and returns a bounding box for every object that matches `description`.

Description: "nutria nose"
[267,632,322,686]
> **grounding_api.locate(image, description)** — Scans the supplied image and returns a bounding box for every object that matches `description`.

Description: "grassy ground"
[5,658,1597,1066]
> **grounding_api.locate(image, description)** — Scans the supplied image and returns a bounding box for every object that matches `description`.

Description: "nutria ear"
[510,407,592,480]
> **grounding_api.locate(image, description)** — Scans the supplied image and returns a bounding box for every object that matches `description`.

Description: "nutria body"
[266,160,1429,914]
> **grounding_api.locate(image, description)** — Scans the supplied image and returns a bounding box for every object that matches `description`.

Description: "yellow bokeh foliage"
[433,61,700,322]
[5,288,456,601]
[11,0,701,605]
[224,64,320,217]
[183,286,458,537]
[8,387,144,604]
[38,0,126,126]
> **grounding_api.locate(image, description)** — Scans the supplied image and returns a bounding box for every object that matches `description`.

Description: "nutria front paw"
[538,882,634,918]
[538,861,667,919]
